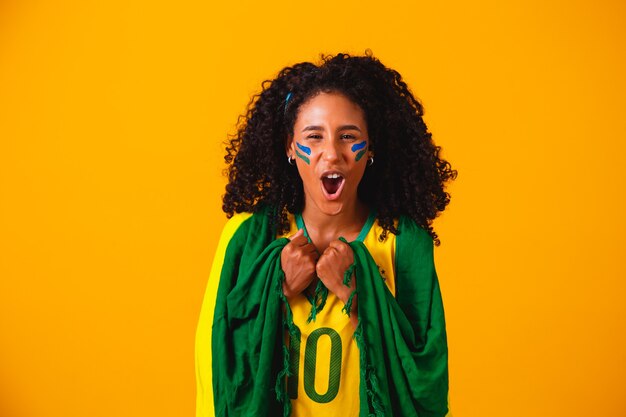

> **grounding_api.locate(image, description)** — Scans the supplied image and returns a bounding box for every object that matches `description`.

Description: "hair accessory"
[367,156,374,166]
[287,155,295,165]
[284,92,293,115]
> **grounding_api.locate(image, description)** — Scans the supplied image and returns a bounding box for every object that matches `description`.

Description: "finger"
[328,239,349,250]
[319,246,338,260]
[324,244,340,254]
[302,243,319,254]
[289,234,310,247]
[308,250,320,261]
[288,228,304,241]
[330,241,353,258]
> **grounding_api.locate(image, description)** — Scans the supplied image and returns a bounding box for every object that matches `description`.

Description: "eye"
[341,134,356,140]
[306,134,323,140]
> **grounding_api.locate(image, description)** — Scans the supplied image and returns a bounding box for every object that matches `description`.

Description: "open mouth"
[321,173,345,200]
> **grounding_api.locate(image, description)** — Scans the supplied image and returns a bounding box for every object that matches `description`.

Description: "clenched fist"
[315,239,356,305]
[281,229,319,299]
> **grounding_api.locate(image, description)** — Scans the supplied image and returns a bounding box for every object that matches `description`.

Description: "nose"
[321,137,342,163]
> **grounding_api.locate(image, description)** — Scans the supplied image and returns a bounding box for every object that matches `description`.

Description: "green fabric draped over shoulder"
[351,216,449,417]
[211,208,288,416]
[211,207,449,417]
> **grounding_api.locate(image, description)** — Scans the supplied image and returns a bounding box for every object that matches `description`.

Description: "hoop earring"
[367,156,374,166]
[287,155,295,165]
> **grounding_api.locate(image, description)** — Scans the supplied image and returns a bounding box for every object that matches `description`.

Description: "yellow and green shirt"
[281,211,395,417]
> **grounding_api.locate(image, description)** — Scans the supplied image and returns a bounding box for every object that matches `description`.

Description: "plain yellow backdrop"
[1,0,625,416]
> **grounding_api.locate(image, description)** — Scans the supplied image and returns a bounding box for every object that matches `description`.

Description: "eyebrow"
[301,125,362,133]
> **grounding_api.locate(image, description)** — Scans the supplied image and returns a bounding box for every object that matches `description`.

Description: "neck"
[301,198,370,239]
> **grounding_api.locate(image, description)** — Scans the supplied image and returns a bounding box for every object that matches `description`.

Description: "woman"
[196,51,457,417]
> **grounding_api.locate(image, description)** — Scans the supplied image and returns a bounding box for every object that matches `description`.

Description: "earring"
[287,155,295,165]
[367,156,374,166]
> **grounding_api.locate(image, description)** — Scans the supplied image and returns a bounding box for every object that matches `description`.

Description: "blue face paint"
[351,141,367,152]
[351,141,367,161]
[296,142,311,156]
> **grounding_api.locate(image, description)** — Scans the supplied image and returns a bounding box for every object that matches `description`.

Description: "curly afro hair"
[222,51,457,245]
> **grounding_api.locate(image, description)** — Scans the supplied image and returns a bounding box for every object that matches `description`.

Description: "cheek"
[353,164,367,184]
[295,142,312,165]
[296,167,320,196]
[353,152,369,182]
[295,159,316,186]
[350,141,368,162]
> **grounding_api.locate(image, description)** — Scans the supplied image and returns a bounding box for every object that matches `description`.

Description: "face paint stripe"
[296,142,312,155]
[351,141,367,152]
[296,150,310,165]
[355,149,366,162]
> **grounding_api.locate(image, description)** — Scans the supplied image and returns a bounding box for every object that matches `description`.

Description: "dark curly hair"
[222,51,457,245]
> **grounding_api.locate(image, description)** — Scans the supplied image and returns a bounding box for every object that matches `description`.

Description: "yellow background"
[1,0,624,416]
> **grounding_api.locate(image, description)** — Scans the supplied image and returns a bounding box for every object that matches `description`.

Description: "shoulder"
[223,211,254,233]
[216,212,253,247]
[221,206,277,237]
[219,206,280,255]
[394,216,436,282]
[396,215,433,253]
[365,216,432,253]
[397,215,432,240]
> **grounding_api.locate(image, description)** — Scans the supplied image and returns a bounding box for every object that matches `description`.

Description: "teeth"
[325,173,342,179]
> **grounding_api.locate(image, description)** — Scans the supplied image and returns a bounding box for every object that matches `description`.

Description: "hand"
[315,239,356,305]
[281,229,319,299]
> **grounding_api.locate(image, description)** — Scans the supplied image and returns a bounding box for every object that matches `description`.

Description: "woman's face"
[288,92,371,216]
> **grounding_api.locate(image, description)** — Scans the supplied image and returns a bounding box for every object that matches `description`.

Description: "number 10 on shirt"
[287,326,343,403]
